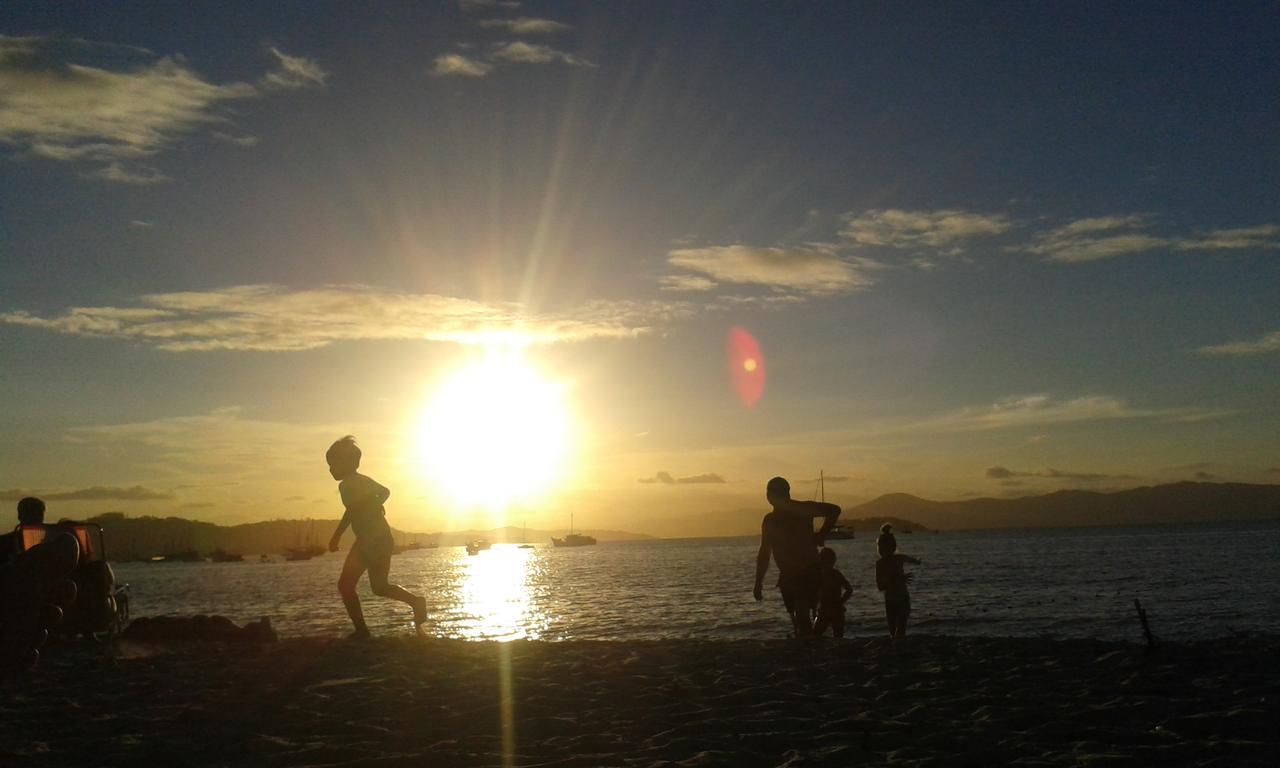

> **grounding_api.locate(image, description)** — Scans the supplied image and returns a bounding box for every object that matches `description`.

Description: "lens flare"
[728,327,765,408]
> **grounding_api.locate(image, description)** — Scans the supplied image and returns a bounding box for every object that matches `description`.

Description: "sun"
[415,350,573,510]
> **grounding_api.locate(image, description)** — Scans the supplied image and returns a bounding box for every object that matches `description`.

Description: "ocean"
[111,520,1280,642]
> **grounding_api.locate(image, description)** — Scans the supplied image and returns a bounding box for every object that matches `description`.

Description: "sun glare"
[416,350,572,510]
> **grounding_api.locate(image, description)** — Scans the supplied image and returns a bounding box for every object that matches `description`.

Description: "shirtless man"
[753,476,841,637]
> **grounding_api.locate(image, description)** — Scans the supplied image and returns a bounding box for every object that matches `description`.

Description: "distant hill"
[68,514,651,561]
[848,482,1280,531]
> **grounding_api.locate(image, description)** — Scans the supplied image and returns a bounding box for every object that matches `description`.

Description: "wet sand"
[3,634,1277,767]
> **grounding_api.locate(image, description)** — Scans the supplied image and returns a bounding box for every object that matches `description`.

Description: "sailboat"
[819,470,855,540]
[551,513,596,547]
[517,521,535,549]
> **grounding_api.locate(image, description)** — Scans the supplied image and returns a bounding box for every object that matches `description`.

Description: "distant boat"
[284,545,324,561]
[551,514,596,548]
[285,520,325,560]
[517,522,535,548]
[465,539,490,556]
[157,549,203,563]
[210,548,244,562]
[816,470,854,540]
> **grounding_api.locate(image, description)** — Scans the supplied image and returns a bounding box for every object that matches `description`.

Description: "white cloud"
[0,35,322,181]
[667,245,872,295]
[1198,330,1280,357]
[659,275,717,292]
[478,18,572,35]
[1175,224,1280,252]
[86,162,170,185]
[491,42,592,68]
[841,209,1011,249]
[261,47,328,90]
[906,394,1231,433]
[432,53,493,78]
[0,284,694,352]
[1024,216,1279,263]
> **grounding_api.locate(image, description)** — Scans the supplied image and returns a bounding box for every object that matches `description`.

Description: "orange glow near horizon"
[414,348,574,512]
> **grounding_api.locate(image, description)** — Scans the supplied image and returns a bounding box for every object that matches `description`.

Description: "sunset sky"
[2,3,1277,536]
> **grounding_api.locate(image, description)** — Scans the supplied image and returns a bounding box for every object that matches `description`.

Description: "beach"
[4,633,1276,767]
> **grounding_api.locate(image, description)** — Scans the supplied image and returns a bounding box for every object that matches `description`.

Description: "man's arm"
[767,496,840,520]
[813,503,841,545]
[753,527,772,601]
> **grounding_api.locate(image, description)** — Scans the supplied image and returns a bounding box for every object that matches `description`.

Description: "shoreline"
[4,634,1276,766]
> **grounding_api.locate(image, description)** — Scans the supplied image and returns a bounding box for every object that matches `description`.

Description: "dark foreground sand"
[3,634,1277,767]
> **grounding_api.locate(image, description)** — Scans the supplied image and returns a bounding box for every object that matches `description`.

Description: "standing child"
[326,436,426,639]
[813,547,853,638]
[875,523,920,639]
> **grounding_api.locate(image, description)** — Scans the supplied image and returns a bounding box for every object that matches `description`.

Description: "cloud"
[638,471,726,485]
[1175,224,1280,252]
[260,47,328,90]
[986,466,1133,482]
[283,495,305,502]
[910,394,1231,433]
[460,0,523,10]
[183,501,215,509]
[129,219,155,228]
[0,283,694,351]
[432,53,493,78]
[840,209,1011,249]
[0,35,321,181]
[86,162,170,185]
[659,275,718,292]
[490,42,592,68]
[478,18,572,35]
[1198,330,1280,357]
[667,246,873,295]
[1024,216,1279,263]
[0,485,173,501]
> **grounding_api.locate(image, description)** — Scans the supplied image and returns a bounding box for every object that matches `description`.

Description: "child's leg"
[337,547,369,634]
[832,610,845,639]
[366,550,426,624]
[813,610,831,637]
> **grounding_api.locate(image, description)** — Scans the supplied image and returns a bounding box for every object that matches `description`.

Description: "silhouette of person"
[753,476,841,637]
[326,436,426,639]
[813,547,853,638]
[875,523,920,639]
[0,496,46,566]
[1,525,78,675]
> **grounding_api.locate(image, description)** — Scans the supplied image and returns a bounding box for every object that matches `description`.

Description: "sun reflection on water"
[455,544,548,641]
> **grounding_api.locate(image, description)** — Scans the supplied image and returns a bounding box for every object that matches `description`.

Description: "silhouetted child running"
[875,523,920,639]
[813,547,853,638]
[326,436,426,639]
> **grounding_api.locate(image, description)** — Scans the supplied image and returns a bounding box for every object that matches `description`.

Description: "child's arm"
[329,509,351,552]
[902,554,921,565]
[839,572,853,603]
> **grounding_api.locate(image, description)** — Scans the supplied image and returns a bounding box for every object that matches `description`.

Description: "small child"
[326,436,426,639]
[813,547,853,638]
[875,523,920,639]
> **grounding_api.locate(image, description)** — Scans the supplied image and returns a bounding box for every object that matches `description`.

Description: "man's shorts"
[777,566,820,615]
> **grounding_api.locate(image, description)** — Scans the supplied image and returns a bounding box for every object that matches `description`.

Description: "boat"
[210,548,244,562]
[284,520,325,560]
[465,539,490,556]
[817,470,855,540]
[551,515,596,547]
[517,522,535,549]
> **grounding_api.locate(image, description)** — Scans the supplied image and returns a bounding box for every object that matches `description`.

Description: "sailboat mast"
[820,469,824,503]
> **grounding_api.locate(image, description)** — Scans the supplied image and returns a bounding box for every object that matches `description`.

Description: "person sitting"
[0,529,78,675]
[0,496,47,566]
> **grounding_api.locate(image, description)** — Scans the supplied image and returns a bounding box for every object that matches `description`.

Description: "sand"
[2,633,1277,767]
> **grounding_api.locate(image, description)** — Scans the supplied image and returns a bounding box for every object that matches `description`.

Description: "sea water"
[111,520,1280,642]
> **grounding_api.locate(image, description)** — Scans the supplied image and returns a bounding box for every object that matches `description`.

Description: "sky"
[1,2,1277,536]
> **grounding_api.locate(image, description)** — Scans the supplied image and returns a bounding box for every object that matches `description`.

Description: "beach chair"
[13,522,130,638]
